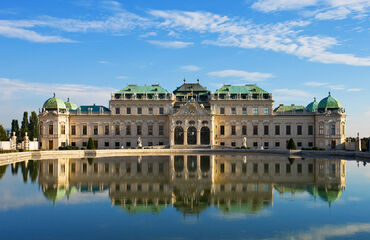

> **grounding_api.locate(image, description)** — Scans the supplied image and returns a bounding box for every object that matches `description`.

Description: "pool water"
[0,154,369,240]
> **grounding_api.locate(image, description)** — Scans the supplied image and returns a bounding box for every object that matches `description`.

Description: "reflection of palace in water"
[38,155,346,214]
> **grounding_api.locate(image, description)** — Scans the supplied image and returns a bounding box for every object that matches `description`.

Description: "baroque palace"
[38,80,346,150]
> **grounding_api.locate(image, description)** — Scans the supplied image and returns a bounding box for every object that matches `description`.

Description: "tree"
[87,137,96,149]
[11,119,20,139]
[28,111,39,140]
[0,124,8,141]
[287,138,297,150]
[20,112,29,140]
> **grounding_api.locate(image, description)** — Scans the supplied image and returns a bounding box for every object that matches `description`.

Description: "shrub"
[287,138,297,150]
[87,137,96,150]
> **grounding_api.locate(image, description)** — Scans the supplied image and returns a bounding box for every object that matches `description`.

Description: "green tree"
[0,124,8,141]
[0,165,7,180]
[28,111,39,140]
[20,112,29,140]
[287,138,297,150]
[11,119,20,139]
[87,137,96,149]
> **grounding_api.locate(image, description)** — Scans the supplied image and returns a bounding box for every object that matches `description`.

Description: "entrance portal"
[200,127,210,145]
[174,127,184,145]
[187,127,197,145]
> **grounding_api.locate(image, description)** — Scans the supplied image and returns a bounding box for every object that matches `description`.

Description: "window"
[286,164,291,174]
[137,125,142,135]
[253,142,258,147]
[275,125,280,135]
[330,124,336,136]
[71,125,76,135]
[220,107,225,114]
[137,107,142,114]
[94,163,98,174]
[83,125,87,135]
[297,142,302,147]
[331,164,336,175]
[115,125,120,135]
[253,125,258,135]
[242,163,247,173]
[49,124,53,135]
[115,142,120,148]
[71,142,76,147]
[94,140,98,148]
[159,125,164,136]
[264,142,269,148]
[93,125,98,135]
[264,125,269,135]
[231,163,236,173]
[159,162,164,174]
[115,107,120,114]
[264,108,269,115]
[253,163,258,173]
[253,108,258,115]
[148,163,153,173]
[148,125,153,136]
[242,125,247,135]
[286,125,291,135]
[220,125,225,135]
[297,125,302,135]
[308,164,313,174]
[308,142,313,147]
[71,163,76,173]
[220,163,225,173]
[242,107,247,114]
[126,107,131,114]
[159,107,164,115]
[308,125,313,135]
[126,124,131,135]
[297,164,302,174]
[104,163,109,174]
[319,123,324,135]
[137,163,141,174]
[104,142,109,147]
[148,107,153,114]
[61,125,65,135]
[102,124,108,135]
[220,142,225,146]
[82,141,87,147]
[231,126,236,135]
[275,164,280,174]
[148,141,153,146]
[275,142,280,147]
[231,142,236,147]
[126,142,131,147]
[231,108,236,115]
[126,163,131,173]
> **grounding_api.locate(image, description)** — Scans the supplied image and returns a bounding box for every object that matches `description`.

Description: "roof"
[306,98,319,112]
[43,93,66,110]
[65,98,78,110]
[318,93,342,111]
[117,84,168,94]
[274,105,305,113]
[71,105,110,113]
[215,84,269,94]
[173,81,210,94]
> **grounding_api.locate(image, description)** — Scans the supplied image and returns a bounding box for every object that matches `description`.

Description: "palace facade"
[38,80,346,150]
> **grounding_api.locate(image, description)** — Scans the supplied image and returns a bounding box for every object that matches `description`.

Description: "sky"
[0,0,369,136]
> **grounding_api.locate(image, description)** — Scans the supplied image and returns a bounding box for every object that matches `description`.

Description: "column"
[197,155,201,179]
[170,128,174,147]
[210,117,215,148]
[184,127,188,145]
[184,155,188,180]
[197,128,201,145]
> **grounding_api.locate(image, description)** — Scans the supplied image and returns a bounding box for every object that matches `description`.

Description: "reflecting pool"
[0,154,370,239]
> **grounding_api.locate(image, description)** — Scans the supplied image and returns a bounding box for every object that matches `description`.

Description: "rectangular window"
[275,142,280,147]
[253,163,258,173]
[231,126,236,135]
[83,125,87,135]
[105,124,109,135]
[253,125,258,135]
[148,125,153,136]
[308,142,313,147]
[220,107,225,114]
[297,164,302,174]
[71,125,76,135]
[220,163,225,173]
[126,125,131,135]
[49,124,53,135]
[61,125,65,135]
[264,125,269,135]
[159,107,164,115]
[148,107,153,114]
[286,164,291,174]
[137,163,141,174]
[220,125,225,135]
[94,140,98,148]
[126,107,131,115]
[93,125,98,135]
[275,125,280,135]
[220,142,225,146]
[308,163,313,174]
[137,107,142,114]
[115,107,120,115]
[104,141,109,147]
[49,164,53,174]
[242,107,247,115]
[137,125,142,136]
[159,125,164,136]
[253,108,258,115]
[275,163,280,174]
[242,125,247,135]
[264,108,269,115]
[242,163,247,173]
[126,142,131,147]
[308,125,313,135]
[331,124,336,136]
[319,124,324,135]
[231,163,236,173]
[264,142,269,148]
[71,142,76,147]
[82,141,87,147]
[253,142,258,147]
[297,142,302,147]
[115,125,120,135]
[231,142,236,147]
[297,125,302,135]
[115,142,120,148]
[286,125,291,135]
[231,108,236,115]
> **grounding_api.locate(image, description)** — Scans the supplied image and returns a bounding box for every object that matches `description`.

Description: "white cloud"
[328,84,346,90]
[98,60,110,64]
[208,69,273,82]
[347,88,362,92]
[180,65,201,71]
[147,40,193,48]
[139,31,157,38]
[252,0,319,12]
[116,75,128,79]
[304,81,328,86]
[273,88,313,101]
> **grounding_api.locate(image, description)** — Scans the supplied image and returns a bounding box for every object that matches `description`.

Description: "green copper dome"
[65,98,78,110]
[306,98,319,112]
[318,92,342,112]
[43,93,66,110]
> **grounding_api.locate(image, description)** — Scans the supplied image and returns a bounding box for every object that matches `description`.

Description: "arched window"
[200,127,210,145]
[174,127,184,145]
[187,127,197,145]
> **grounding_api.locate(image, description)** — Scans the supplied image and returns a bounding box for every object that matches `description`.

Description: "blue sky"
[0,0,369,136]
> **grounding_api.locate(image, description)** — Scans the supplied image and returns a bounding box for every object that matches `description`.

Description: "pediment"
[173,102,210,116]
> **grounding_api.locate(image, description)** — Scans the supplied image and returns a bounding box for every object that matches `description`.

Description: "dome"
[318,92,342,112]
[43,93,66,110]
[306,97,318,112]
[65,98,78,110]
